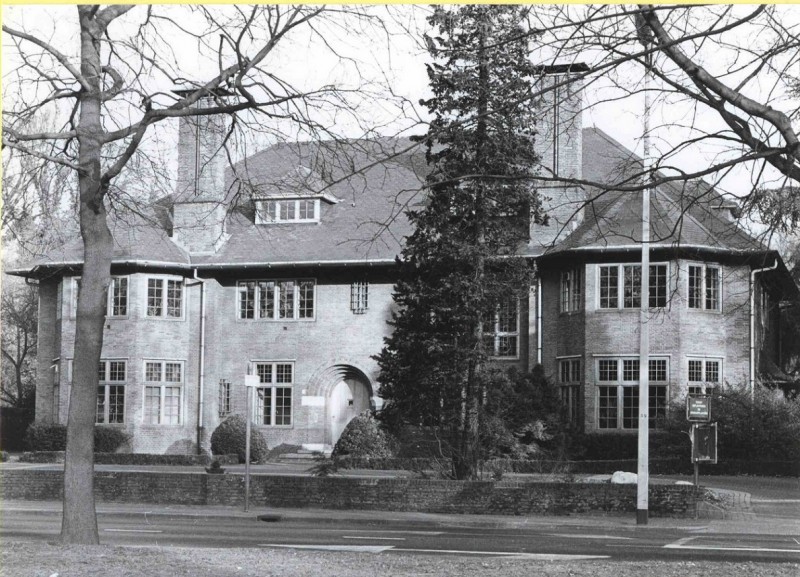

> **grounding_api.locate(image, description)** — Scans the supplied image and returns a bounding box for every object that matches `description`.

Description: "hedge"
[18,452,239,466]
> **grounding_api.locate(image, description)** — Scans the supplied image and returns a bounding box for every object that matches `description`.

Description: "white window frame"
[144,276,184,319]
[560,268,582,313]
[596,263,669,310]
[594,356,669,430]
[69,276,130,319]
[250,361,294,427]
[351,281,369,314]
[485,297,520,359]
[687,357,723,395]
[237,279,315,321]
[687,263,722,311]
[142,359,185,425]
[96,359,127,424]
[256,198,320,224]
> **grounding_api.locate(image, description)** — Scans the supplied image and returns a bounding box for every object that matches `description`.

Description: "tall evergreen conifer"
[376,5,542,479]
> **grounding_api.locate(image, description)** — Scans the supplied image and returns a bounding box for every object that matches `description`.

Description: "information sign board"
[686,395,711,422]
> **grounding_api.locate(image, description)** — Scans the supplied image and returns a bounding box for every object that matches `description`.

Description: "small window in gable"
[256,199,320,224]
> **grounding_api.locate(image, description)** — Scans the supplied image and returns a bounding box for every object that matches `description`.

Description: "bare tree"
[2,4,409,544]
[521,4,799,219]
[1,282,37,409]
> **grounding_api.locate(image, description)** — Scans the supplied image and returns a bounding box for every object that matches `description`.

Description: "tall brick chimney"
[530,64,587,250]
[171,90,229,254]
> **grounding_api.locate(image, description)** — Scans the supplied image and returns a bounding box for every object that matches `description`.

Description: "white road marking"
[261,544,394,553]
[793,538,800,545]
[668,545,800,554]
[545,533,634,540]
[313,529,443,535]
[664,536,800,554]
[343,536,406,541]
[396,548,609,560]
[751,499,800,503]
[260,544,609,559]
[105,529,163,534]
[663,537,696,549]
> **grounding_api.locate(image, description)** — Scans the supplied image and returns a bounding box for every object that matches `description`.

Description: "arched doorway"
[328,374,372,445]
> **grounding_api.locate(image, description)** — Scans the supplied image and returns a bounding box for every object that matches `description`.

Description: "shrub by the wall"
[332,412,393,459]
[0,407,35,452]
[94,426,131,453]
[210,415,269,463]
[23,423,67,451]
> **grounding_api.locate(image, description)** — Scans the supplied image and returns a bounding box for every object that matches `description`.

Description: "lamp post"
[635,11,654,526]
[244,374,260,512]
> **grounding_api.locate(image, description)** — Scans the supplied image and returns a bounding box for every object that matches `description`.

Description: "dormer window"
[256,199,320,224]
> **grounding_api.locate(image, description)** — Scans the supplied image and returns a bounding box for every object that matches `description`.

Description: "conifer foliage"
[376,5,541,479]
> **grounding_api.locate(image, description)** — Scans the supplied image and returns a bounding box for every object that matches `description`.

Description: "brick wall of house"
[0,469,700,518]
[540,258,753,433]
[48,267,403,454]
[35,280,59,424]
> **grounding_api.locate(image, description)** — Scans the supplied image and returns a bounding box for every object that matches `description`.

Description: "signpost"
[243,374,260,512]
[687,395,716,486]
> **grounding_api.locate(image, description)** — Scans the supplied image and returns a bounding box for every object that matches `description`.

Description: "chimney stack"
[171,89,230,254]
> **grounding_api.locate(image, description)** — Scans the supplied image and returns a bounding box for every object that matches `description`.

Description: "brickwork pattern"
[0,469,699,518]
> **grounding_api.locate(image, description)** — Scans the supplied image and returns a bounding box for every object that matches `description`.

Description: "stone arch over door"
[306,363,375,447]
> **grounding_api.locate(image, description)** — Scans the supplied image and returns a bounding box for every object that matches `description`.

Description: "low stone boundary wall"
[0,469,700,517]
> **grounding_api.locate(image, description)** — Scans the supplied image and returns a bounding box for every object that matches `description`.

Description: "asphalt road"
[3,508,799,563]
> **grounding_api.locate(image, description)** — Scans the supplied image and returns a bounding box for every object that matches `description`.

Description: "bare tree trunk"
[60,7,114,545]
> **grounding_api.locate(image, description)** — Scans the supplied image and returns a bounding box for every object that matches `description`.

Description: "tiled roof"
[550,128,764,254]
[9,128,768,275]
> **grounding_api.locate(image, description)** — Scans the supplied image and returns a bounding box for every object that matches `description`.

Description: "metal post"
[694,461,699,487]
[245,386,251,513]
[636,41,653,528]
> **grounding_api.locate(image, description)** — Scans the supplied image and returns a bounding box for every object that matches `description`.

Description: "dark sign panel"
[686,395,711,422]
[691,423,718,464]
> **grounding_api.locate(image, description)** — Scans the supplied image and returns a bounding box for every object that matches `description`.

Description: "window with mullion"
[71,276,129,318]
[599,264,668,309]
[254,361,294,426]
[483,297,519,358]
[688,357,721,394]
[599,266,618,309]
[237,280,314,320]
[146,277,183,318]
[560,268,582,313]
[143,360,183,425]
[688,264,721,311]
[96,359,126,424]
[596,357,669,429]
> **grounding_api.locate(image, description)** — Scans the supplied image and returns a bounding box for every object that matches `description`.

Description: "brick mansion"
[10,67,798,454]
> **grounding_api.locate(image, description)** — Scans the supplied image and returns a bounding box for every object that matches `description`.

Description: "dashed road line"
[261,544,394,553]
[105,529,163,533]
[545,533,633,540]
[343,536,406,541]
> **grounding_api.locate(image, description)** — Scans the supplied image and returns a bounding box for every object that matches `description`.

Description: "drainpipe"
[537,277,543,365]
[750,259,778,402]
[188,269,207,454]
